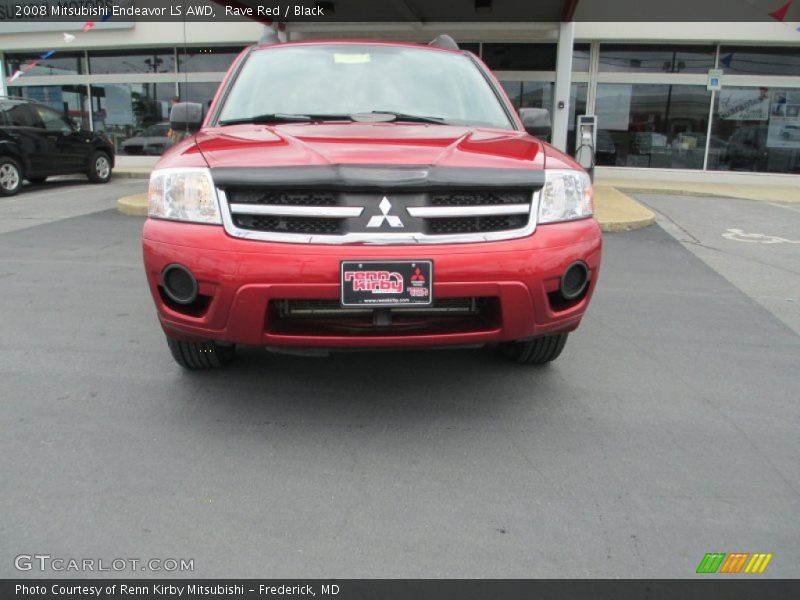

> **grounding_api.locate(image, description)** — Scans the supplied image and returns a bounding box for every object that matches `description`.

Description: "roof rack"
[429,34,459,50]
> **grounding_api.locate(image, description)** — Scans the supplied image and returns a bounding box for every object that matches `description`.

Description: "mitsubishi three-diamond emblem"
[367,197,404,228]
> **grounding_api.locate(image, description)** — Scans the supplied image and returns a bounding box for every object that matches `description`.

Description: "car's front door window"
[35,106,73,135]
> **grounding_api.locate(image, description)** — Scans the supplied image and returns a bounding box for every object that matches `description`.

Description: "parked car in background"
[120,122,170,155]
[0,96,114,196]
[779,124,800,142]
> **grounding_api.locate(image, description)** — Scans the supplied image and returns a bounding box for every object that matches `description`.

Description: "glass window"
[573,44,591,72]
[568,83,589,155]
[143,123,171,137]
[89,83,175,151]
[595,84,711,169]
[179,82,223,111]
[718,46,800,76]
[2,104,39,127]
[500,81,554,112]
[709,87,800,174]
[178,46,246,73]
[89,49,175,75]
[599,44,715,73]
[501,82,588,152]
[33,105,72,133]
[4,52,84,76]
[218,44,514,130]
[9,85,90,129]
[482,43,557,71]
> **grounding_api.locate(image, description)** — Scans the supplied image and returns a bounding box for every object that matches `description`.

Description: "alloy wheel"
[0,163,21,192]
[95,156,110,179]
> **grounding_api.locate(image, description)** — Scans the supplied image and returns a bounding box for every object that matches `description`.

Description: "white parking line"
[768,202,800,214]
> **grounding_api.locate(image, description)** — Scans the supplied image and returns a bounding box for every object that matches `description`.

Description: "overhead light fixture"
[475,0,492,13]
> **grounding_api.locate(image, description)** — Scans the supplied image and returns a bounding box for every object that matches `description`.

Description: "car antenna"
[428,34,459,50]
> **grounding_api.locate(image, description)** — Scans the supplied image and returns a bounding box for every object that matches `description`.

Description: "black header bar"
[3,579,800,600]
[1,0,799,23]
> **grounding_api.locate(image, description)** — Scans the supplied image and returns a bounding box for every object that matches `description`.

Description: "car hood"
[193,123,545,170]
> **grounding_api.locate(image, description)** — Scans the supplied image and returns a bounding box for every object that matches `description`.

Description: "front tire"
[0,157,23,196]
[87,151,112,183]
[167,337,236,370]
[500,333,568,365]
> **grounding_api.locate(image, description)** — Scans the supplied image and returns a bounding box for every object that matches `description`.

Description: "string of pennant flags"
[3,1,798,85]
[4,12,287,85]
[768,0,798,25]
[6,14,111,83]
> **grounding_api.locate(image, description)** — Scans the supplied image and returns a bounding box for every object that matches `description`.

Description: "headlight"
[538,169,593,224]
[147,168,221,224]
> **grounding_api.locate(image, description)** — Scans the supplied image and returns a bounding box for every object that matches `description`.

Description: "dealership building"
[2,12,799,179]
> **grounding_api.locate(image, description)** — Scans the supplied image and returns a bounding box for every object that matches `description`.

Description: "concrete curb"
[598,213,657,232]
[115,187,657,232]
[117,193,147,216]
[594,186,656,232]
[112,171,150,180]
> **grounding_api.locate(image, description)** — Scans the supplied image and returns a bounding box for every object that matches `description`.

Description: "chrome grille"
[219,187,539,244]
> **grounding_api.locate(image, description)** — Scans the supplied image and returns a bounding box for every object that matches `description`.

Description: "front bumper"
[142,218,602,348]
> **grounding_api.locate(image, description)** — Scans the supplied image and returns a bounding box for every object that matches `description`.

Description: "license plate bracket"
[340,260,433,307]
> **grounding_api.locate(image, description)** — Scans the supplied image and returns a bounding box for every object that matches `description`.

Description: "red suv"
[143,39,602,369]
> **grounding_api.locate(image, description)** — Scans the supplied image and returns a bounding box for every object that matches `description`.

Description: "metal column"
[551,21,575,152]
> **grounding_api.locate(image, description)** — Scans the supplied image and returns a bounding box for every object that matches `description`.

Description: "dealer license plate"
[340,260,433,307]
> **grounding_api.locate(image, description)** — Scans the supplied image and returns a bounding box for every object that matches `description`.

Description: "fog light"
[560,261,589,300]
[162,264,198,305]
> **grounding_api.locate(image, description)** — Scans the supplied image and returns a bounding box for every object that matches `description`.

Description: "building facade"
[2,20,799,177]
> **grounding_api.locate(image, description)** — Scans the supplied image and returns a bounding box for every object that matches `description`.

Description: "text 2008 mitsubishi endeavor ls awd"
[142,38,602,369]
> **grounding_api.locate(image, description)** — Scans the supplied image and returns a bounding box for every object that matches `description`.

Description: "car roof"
[251,39,470,56]
[0,97,34,106]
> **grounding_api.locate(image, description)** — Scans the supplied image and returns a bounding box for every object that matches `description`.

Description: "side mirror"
[519,108,551,141]
[170,102,204,134]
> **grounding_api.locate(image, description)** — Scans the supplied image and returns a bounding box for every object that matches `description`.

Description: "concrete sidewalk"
[601,178,800,204]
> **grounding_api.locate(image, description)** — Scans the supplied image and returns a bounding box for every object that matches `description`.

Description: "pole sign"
[707,69,724,91]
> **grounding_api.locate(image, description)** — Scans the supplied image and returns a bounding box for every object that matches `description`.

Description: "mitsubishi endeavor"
[142,38,602,369]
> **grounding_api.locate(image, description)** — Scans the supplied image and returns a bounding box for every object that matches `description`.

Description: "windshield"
[217,44,514,129]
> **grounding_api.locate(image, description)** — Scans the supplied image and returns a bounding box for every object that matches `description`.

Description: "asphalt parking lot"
[1,179,798,578]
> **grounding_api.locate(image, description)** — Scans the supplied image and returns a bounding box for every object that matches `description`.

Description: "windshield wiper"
[219,113,314,126]
[356,111,448,125]
[218,113,355,126]
[219,111,448,126]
